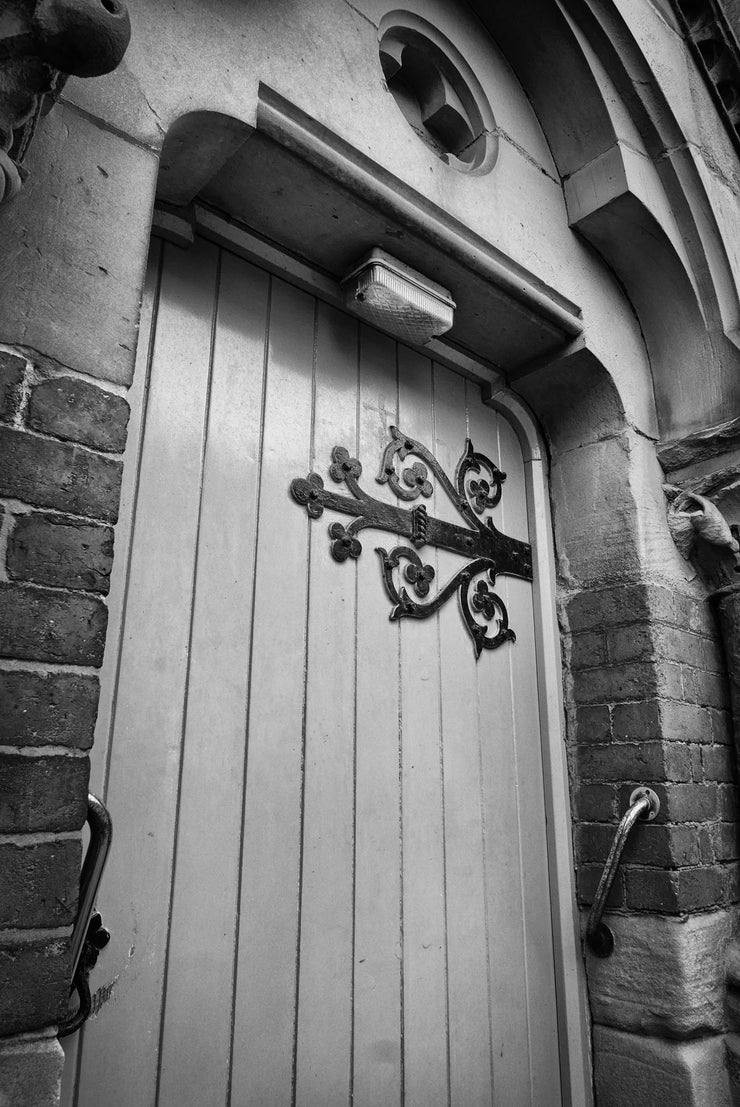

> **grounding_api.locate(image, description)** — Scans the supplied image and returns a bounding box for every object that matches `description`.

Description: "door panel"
[68,239,562,1107]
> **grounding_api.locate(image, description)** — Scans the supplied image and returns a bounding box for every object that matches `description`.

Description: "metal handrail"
[59,793,113,1037]
[586,786,660,957]
[70,793,113,979]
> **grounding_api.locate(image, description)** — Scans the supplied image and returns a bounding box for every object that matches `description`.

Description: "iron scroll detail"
[290,427,532,658]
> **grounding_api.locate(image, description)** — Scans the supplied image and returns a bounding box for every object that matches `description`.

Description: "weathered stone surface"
[28,377,130,453]
[0,582,108,666]
[0,351,25,423]
[7,513,114,593]
[658,416,740,474]
[0,103,157,387]
[0,839,81,928]
[586,910,734,1037]
[0,754,89,833]
[0,939,71,1036]
[32,0,131,78]
[0,669,99,749]
[0,426,122,522]
[593,1026,731,1106]
[572,660,683,704]
[0,1029,65,1107]
[725,1034,740,1107]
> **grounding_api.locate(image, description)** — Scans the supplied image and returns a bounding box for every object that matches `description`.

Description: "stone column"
[661,421,740,1105]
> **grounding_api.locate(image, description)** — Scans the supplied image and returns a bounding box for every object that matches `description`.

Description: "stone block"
[7,513,114,594]
[0,755,89,833]
[593,1026,731,1106]
[725,863,740,903]
[712,709,734,745]
[0,939,71,1036]
[0,669,98,749]
[0,1029,65,1107]
[549,437,642,584]
[606,624,655,663]
[659,700,713,744]
[0,352,25,424]
[587,910,733,1038]
[566,584,652,633]
[0,583,108,666]
[0,839,81,928]
[0,427,122,523]
[682,666,730,710]
[719,784,740,821]
[675,592,715,637]
[569,631,606,670]
[27,377,130,453]
[716,824,740,862]
[0,103,157,386]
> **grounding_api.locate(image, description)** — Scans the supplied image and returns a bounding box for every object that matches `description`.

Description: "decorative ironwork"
[290,426,532,658]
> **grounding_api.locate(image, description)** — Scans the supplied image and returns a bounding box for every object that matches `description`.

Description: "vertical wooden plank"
[433,365,493,1107]
[467,389,531,1104]
[61,237,164,1107]
[294,301,358,1106]
[352,324,402,1107]
[156,254,270,1107]
[76,238,220,1107]
[397,347,449,1107]
[496,412,561,1106]
[229,277,315,1107]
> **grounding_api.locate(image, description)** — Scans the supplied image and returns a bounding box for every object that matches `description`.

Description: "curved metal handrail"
[70,794,113,979]
[586,786,660,957]
[59,793,113,1038]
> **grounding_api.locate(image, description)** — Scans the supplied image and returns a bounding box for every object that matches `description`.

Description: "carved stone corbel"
[663,482,740,725]
[0,0,131,205]
[664,483,740,580]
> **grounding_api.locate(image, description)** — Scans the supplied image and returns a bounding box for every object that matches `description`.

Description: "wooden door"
[64,236,565,1107]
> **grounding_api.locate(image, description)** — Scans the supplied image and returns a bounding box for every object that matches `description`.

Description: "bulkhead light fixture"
[341,247,455,346]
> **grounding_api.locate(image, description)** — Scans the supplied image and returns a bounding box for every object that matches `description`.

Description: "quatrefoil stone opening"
[379,17,497,174]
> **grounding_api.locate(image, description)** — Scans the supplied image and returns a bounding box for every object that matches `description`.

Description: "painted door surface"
[65,237,562,1107]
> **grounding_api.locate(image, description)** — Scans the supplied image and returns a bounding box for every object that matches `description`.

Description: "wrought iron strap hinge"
[290,425,532,658]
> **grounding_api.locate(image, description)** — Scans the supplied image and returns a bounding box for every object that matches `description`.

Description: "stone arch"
[474,0,740,439]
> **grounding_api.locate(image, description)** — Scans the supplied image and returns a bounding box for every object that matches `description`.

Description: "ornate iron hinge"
[290,426,532,658]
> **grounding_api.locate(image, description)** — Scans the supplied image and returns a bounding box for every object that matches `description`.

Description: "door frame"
[67,205,592,1107]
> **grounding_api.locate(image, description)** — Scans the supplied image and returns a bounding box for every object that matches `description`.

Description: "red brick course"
[565,580,738,917]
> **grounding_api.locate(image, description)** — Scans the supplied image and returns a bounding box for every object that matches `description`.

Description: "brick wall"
[563,580,738,919]
[0,347,128,1034]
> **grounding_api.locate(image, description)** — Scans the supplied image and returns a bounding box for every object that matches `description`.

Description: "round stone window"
[378,14,497,175]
